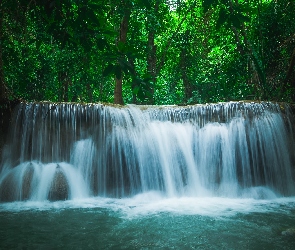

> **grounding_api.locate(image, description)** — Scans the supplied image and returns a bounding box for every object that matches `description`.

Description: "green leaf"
[202,0,217,12]
[216,8,229,29]
[87,10,100,26]
[36,40,42,50]
[117,41,126,52]
[251,50,266,85]
[230,14,241,28]
[141,0,152,9]
[237,13,251,23]
[145,89,153,98]
[97,38,107,51]
[88,3,106,12]
[114,65,122,79]
[121,64,130,75]
[102,64,114,77]
[137,88,145,100]
[238,5,257,15]
[133,86,140,95]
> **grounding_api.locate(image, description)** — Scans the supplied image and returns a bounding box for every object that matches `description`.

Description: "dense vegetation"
[0,0,294,105]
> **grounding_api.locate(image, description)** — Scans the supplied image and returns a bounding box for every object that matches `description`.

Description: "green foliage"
[1,0,295,104]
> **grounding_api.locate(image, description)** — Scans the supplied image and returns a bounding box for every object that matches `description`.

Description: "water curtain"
[0,102,294,201]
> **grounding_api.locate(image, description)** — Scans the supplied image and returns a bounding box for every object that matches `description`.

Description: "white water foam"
[1,192,295,219]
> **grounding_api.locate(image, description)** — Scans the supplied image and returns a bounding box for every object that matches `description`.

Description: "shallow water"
[1,194,295,249]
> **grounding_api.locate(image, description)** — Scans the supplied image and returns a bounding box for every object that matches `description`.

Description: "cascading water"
[0,101,295,202]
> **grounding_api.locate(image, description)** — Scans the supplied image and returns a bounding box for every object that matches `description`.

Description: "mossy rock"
[281,228,295,237]
[48,167,69,201]
[0,173,15,202]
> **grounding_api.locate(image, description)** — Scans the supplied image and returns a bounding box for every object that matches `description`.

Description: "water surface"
[1,195,295,249]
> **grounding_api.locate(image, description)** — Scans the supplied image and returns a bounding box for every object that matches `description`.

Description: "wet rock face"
[0,174,14,202]
[0,164,34,201]
[48,168,69,201]
[21,164,34,200]
[0,100,20,162]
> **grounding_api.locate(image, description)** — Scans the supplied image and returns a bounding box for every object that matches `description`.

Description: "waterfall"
[0,102,294,201]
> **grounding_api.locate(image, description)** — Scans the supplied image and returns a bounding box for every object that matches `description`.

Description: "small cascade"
[0,101,294,201]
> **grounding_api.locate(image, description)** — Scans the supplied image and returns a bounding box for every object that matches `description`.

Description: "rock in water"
[281,228,295,237]
[21,163,34,200]
[48,167,69,201]
[0,163,34,201]
[0,174,14,201]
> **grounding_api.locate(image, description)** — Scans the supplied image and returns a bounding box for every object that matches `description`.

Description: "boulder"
[48,167,69,201]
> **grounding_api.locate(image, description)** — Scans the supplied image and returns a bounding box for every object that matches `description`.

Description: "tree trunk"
[285,48,295,84]
[114,10,130,105]
[87,83,93,103]
[147,29,157,104]
[145,1,160,104]
[58,71,70,102]
[229,0,266,99]
[128,57,137,103]
[147,32,157,83]
[114,77,124,105]
[180,48,192,102]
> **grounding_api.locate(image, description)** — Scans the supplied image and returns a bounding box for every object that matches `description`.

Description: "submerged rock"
[48,167,69,201]
[281,228,295,237]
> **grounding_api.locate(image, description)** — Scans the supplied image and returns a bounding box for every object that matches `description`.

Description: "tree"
[114,7,131,105]
[1,0,295,104]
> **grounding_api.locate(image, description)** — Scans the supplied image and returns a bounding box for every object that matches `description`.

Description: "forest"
[0,0,295,105]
